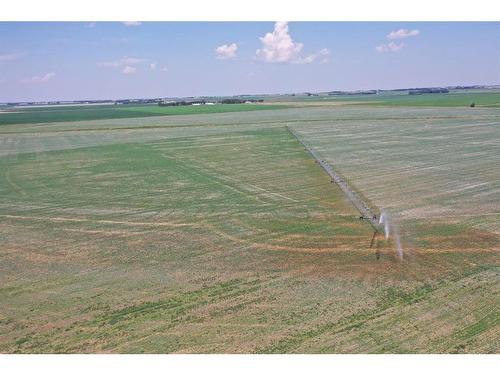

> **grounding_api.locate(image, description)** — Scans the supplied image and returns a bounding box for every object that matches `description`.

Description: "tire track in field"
[200,221,368,254]
[160,154,295,206]
[0,214,199,228]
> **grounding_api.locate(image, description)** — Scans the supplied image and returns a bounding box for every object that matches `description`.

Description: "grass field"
[272,91,500,108]
[0,103,287,126]
[0,103,498,353]
[347,92,500,107]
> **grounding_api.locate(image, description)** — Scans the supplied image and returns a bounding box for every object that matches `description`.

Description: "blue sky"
[0,22,498,101]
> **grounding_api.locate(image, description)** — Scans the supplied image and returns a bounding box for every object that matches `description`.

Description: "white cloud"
[215,43,238,60]
[375,42,405,53]
[319,48,331,64]
[387,29,420,40]
[122,66,136,75]
[375,29,417,53]
[256,22,303,63]
[21,72,56,84]
[296,48,331,64]
[295,55,315,64]
[256,22,329,65]
[98,56,144,67]
[0,52,23,62]
[122,21,141,26]
[148,63,167,72]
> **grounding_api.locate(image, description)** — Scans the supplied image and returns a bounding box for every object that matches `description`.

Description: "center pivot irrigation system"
[287,125,405,260]
[286,125,385,236]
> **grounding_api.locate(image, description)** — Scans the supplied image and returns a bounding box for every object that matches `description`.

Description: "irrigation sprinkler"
[286,124,403,260]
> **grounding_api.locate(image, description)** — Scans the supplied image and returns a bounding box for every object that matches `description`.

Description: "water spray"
[379,211,390,239]
[378,209,404,261]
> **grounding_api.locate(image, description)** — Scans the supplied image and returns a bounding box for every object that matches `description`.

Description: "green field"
[272,91,500,108]
[348,92,500,107]
[0,103,287,126]
[0,100,499,353]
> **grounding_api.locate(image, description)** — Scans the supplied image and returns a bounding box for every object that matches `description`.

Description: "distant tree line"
[408,88,449,95]
[159,100,207,107]
[159,98,263,106]
[327,90,377,96]
[220,98,263,104]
